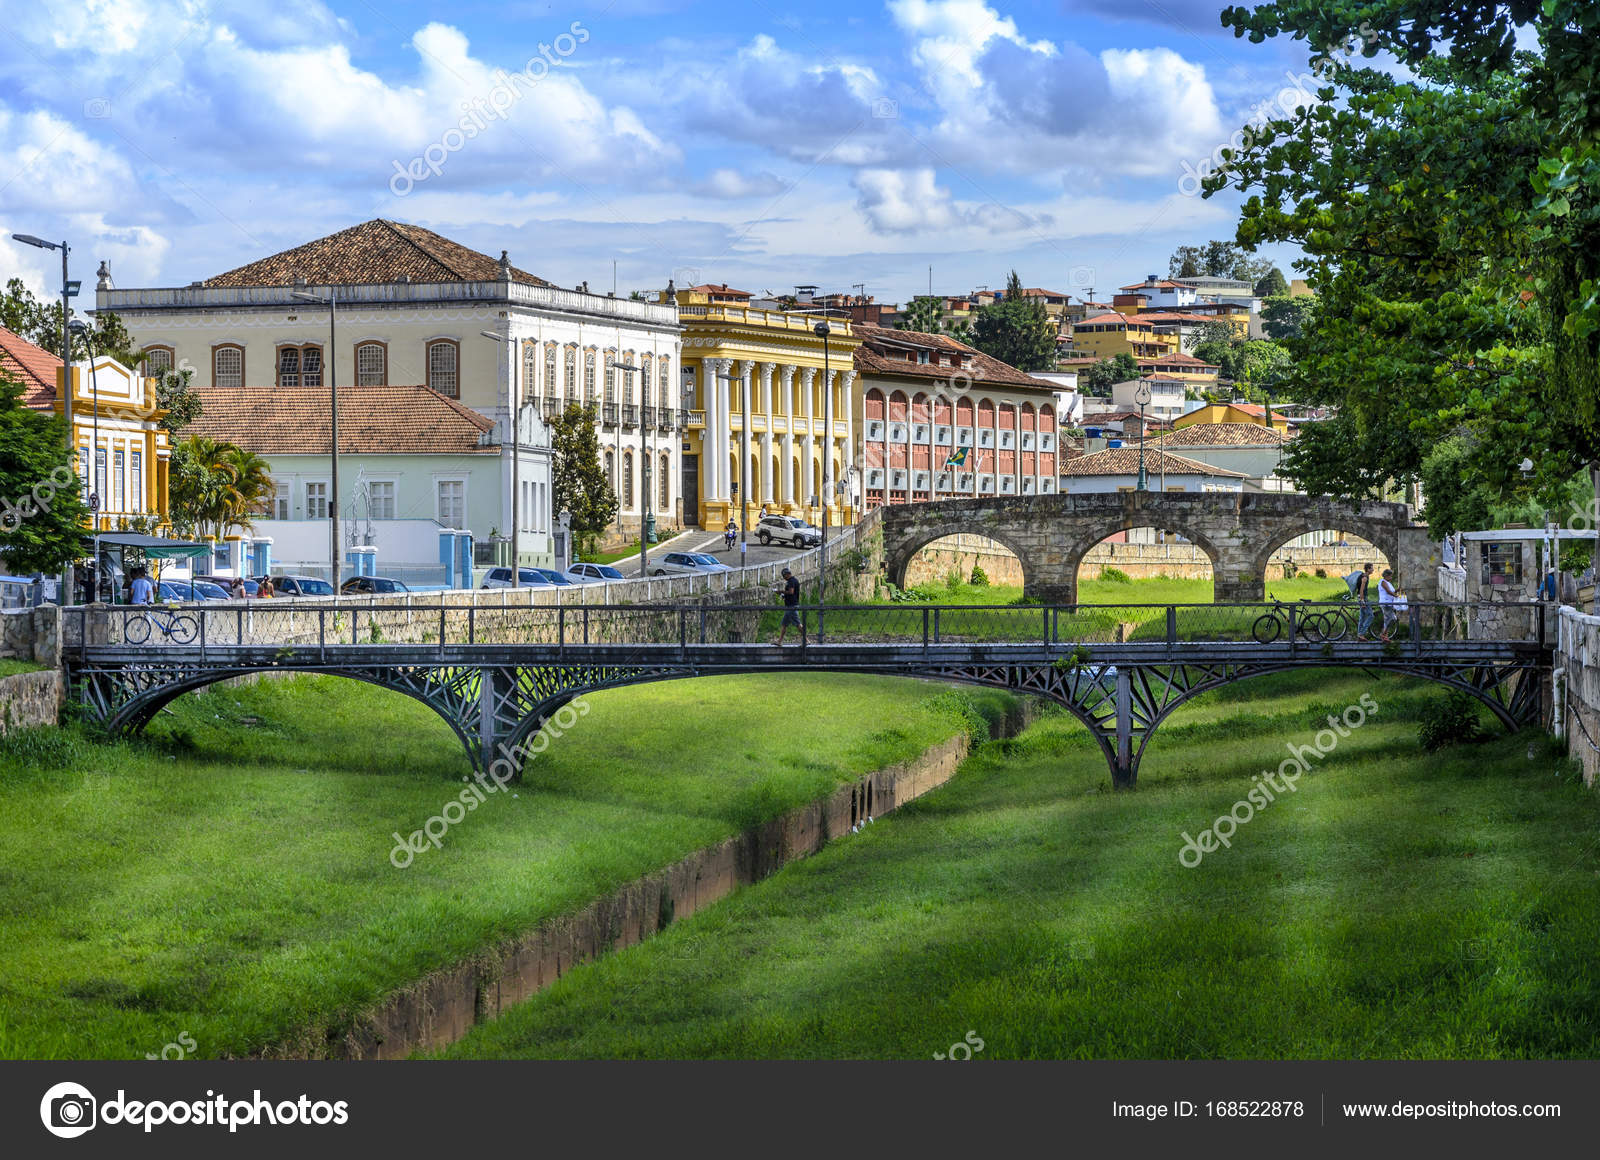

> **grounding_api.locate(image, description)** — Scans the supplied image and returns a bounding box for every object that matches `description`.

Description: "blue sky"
[0,0,1324,308]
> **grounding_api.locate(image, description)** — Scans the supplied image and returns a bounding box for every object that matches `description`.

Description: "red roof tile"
[1154,422,1291,447]
[187,384,496,456]
[1060,445,1245,478]
[0,324,63,409]
[852,324,1059,393]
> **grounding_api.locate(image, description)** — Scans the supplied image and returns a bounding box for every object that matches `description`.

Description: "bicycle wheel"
[123,614,151,644]
[1252,613,1282,644]
[1298,611,1328,642]
[168,615,198,644]
[1318,609,1349,642]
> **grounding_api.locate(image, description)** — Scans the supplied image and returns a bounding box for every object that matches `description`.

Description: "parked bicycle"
[1251,598,1331,645]
[122,607,198,645]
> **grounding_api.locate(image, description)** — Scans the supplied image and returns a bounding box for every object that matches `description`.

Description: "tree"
[896,295,947,334]
[970,271,1055,371]
[550,403,617,544]
[1214,0,1600,512]
[168,435,233,538]
[1167,242,1276,284]
[0,364,91,573]
[155,366,202,435]
[219,447,274,530]
[1079,353,1140,396]
[0,278,140,367]
[1260,294,1314,341]
[1254,267,1289,298]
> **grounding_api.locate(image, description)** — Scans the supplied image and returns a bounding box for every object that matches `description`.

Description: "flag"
[944,446,969,467]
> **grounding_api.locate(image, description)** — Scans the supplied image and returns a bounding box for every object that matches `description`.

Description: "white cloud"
[691,169,788,199]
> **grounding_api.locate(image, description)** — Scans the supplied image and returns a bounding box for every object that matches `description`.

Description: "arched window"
[622,351,635,405]
[212,344,244,388]
[659,453,670,508]
[427,340,459,397]
[659,359,670,410]
[621,451,633,506]
[355,342,387,386]
[583,349,597,403]
[278,344,323,387]
[522,342,537,400]
[142,346,173,377]
[604,349,617,404]
[564,347,577,402]
[604,450,615,489]
[545,343,558,399]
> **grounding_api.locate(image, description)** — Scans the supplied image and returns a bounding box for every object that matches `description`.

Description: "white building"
[95,219,683,553]
[1110,375,1188,422]
[1058,445,1247,495]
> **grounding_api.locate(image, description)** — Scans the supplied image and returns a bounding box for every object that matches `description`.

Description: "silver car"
[567,562,626,583]
[756,515,821,547]
[649,552,732,577]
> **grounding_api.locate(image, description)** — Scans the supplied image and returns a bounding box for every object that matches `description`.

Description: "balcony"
[771,416,788,434]
[541,397,558,419]
[662,409,679,431]
[601,403,619,426]
[622,404,639,427]
[686,410,706,429]
[641,405,655,428]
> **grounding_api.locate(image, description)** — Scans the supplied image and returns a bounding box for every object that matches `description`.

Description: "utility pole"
[292,290,340,589]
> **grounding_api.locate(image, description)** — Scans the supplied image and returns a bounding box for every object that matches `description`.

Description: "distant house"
[1152,422,1294,487]
[1070,312,1179,359]
[1058,445,1247,494]
[1110,375,1188,422]
[1118,276,1200,309]
[1174,401,1290,431]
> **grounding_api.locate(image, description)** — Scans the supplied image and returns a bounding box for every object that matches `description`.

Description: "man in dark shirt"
[775,567,802,645]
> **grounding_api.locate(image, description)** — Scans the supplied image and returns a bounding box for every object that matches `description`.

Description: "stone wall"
[1,606,61,667]
[1557,606,1600,786]
[0,670,63,734]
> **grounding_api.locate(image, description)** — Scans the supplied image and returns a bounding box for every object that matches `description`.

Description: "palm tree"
[218,447,274,532]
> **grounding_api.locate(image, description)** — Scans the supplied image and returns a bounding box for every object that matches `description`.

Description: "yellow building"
[673,295,862,529]
[1,326,171,530]
[1173,401,1291,432]
[1070,312,1179,359]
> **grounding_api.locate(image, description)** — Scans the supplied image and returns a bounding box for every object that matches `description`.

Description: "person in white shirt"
[1377,569,1399,641]
[129,570,154,605]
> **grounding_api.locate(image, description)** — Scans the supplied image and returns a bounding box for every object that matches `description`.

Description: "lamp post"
[608,357,642,572]
[814,320,833,602]
[479,330,520,588]
[13,232,77,603]
[714,365,747,565]
[1134,380,1151,491]
[68,321,102,600]
[291,290,340,590]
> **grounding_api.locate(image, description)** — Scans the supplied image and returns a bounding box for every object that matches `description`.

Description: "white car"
[649,552,732,577]
[480,567,554,589]
[567,562,625,584]
[756,514,821,547]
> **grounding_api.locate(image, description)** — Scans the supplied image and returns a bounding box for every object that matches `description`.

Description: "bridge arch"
[886,523,1035,593]
[1062,520,1227,602]
[1248,522,1395,592]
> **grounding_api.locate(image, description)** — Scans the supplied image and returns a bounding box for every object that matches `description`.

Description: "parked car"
[650,552,732,577]
[194,574,259,596]
[531,568,575,586]
[756,515,821,548]
[259,575,337,597]
[567,562,625,583]
[157,580,230,601]
[340,576,411,595]
[480,567,554,589]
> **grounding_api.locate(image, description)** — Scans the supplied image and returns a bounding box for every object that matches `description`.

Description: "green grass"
[0,672,1004,1059]
[0,658,46,679]
[440,669,1600,1060]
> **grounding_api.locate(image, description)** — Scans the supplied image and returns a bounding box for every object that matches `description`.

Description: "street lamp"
[610,358,644,573]
[68,320,102,600]
[479,330,520,588]
[1134,379,1151,491]
[714,365,748,564]
[291,290,340,589]
[814,321,834,602]
[13,232,77,604]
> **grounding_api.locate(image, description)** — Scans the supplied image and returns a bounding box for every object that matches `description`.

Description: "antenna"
[852,282,865,302]
[928,265,932,296]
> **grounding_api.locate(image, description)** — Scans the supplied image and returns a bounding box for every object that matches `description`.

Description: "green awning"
[91,533,213,560]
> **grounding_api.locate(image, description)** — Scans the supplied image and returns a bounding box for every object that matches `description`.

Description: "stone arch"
[886,521,1035,593]
[1056,517,1229,605]
[1247,517,1398,598]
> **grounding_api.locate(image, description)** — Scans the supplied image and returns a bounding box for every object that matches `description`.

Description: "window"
[306,481,329,520]
[659,360,669,410]
[113,450,124,512]
[143,346,173,377]
[604,350,617,404]
[213,344,244,388]
[604,450,615,489]
[368,480,396,520]
[79,449,89,504]
[522,342,537,399]
[621,452,633,505]
[1482,542,1523,588]
[660,453,670,508]
[94,449,106,509]
[564,347,577,401]
[130,450,143,512]
[546,344,558,398]
[269,480,289,520]
[622,355,635,405]
[427,340,459,397]
[356,342,387,386]
[584,349,597,403]
[278,344,323,386]
[436,479,465,527]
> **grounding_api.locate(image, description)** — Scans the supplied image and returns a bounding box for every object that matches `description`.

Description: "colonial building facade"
[854,325,1060,506]
[673,292,862,529]
[95,219,682,556]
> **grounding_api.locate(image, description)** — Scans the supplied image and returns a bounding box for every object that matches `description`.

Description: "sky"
[0,0,1331,310]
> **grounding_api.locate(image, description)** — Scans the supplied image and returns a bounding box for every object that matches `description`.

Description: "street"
[609,526,830,578]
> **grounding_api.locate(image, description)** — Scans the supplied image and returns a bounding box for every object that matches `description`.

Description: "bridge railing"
[74,599,1550,652]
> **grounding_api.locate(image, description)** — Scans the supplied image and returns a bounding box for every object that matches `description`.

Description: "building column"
[800,366,817,514]
[738,359,755,526]
[780,365,796,510]
[841,370,857,518]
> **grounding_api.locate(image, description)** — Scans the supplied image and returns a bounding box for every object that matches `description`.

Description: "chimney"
[95,260,114,291]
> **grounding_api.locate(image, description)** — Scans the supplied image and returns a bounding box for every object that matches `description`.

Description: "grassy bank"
[0,672,1010,1059]
[441,670,1600,1060]
[0,658,45,679]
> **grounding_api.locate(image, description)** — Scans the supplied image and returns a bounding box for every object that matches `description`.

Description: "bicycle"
[123,606,198,644]
[1251,598,1329,645]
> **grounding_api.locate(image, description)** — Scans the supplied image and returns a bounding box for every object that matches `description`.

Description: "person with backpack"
[1346,562,1375,640]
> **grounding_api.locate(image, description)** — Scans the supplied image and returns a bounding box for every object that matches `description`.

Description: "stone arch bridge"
[880,493,1438,604]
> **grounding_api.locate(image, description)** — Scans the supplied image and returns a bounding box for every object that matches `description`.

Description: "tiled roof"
[1083,410,1173,426]
[1137,353,1220,369]
[1076,312,1153,328]
[202,220,553,289]
[1155,422,1291,447]
[852,323,1059,392]
[688,283,752,297]
[1119,279,1192,291]
[1059,445,1246,478]
[188,384,496,456]
[1136,311,1214,323]
[0,324,62,409]
[1017,288,1069,298]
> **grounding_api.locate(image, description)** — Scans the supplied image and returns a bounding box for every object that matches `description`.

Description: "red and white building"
[853,324,1060,507]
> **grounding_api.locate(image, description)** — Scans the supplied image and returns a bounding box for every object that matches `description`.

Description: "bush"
[1314,568,1327,579]
[1100,566,1132,584]
[969,564,990,586]
[1418,691,1485,751]
[945,568,963,591]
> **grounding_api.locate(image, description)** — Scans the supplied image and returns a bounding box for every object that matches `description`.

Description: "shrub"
[945,568,963,591]
[1418,691,1484,751]
[969,564,990,586]
[1314,568,1327,579]
[922,689,993,746]
[1100,566,1132,584]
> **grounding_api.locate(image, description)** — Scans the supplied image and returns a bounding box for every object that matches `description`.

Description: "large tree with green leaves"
[1079,353,1141,396]
[895,296,973,343]
[1211,0,1600,517]
[550,403,617,542]
[970,271,1056,371]
[1167,241,1276,284]
[0,365,90,573]
[1,278,141,368]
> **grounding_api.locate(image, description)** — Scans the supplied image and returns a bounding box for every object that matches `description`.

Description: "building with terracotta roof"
[1058,445,1247,495]
[1108,374,1189,421]
[95,218,684,553]
[0,325,171,532]
[1135,352,1221,383]
[187,382,552,578]
[1152,422,1294,485]
[1069,312,1179,359]
[1173,400,1290,432]
[854,324,1061,505]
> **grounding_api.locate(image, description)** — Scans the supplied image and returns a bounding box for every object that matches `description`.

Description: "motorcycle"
[724,528,737,550]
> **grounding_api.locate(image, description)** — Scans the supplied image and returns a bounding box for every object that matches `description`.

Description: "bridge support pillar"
[478,667,519,782]
[1112,668,1136,789]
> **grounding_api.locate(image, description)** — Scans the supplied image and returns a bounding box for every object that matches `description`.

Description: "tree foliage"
[1167,241,1276,284]
[1213,0,1600,512]
[1260,294,1315,341]
[167,435,274,539]
[1079,353,1141,396]
[0,278,141,367]
[550,403,618,539]
[0,364,91,573]
[155,366,202,435]
[970,271,1056,371]
[1254,267,1289,297]
[896,296,974,344]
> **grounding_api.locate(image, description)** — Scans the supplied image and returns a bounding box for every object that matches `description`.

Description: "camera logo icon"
[40,1081,97,1138]
[872,97,899,119]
